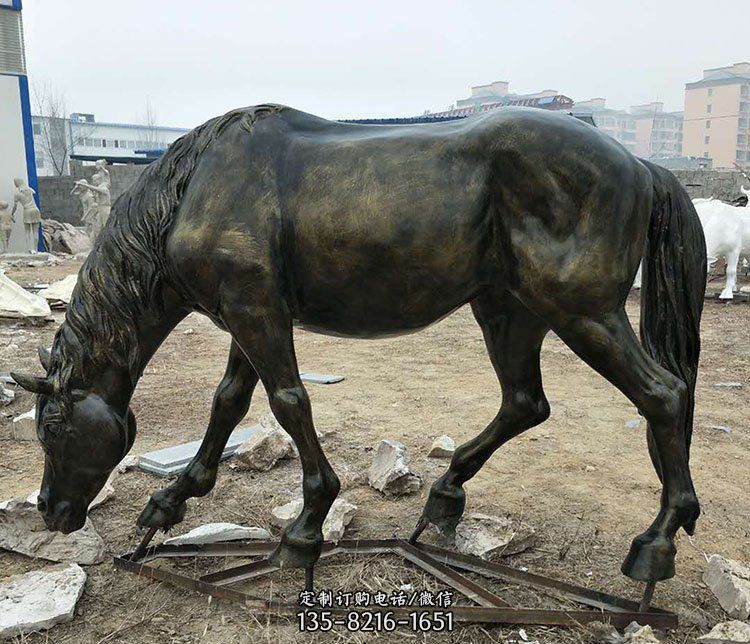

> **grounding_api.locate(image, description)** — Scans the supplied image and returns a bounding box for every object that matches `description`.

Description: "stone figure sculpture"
[0,200,13,254]
[693,197,750,299]
[11,177,41,254]
[74,173,111,239]
[71,181,99,240]
[12,104,706,593]
[94,159,111,189]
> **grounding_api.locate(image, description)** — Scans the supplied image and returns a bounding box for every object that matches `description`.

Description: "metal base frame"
[114,536,678,630]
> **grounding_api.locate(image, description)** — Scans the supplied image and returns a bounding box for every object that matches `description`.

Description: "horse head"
[11,347,136,533]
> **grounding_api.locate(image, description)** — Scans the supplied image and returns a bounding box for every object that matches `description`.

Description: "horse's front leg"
[222,299,340,572]
[138,340,259,530]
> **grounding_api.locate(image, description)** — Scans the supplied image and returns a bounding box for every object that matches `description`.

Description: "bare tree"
[33,82,96,176]
[139,99,164,150]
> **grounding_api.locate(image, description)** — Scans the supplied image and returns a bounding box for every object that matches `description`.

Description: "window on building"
[114,140,119,148]
[741,118,748,129]
[706,120,711,129]
[737,150,745,160]
[32,123,41,135]
[708,88,713,96]
[705,136,710,144]
[743,85,749,96]
[102,139,107,147]
[707,104,712,113]
[738,134,745,145]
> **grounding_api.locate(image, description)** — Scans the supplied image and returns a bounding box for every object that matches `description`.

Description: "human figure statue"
[75,172,111,239]
[71,181,99,240]
[94,159,111,190]
[11,177,41,254]
[0,200,13,254]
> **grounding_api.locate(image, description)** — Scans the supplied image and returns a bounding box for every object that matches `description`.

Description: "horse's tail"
[640,161,706,461]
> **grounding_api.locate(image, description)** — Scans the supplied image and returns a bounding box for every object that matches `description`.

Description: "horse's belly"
[293,277,479,338]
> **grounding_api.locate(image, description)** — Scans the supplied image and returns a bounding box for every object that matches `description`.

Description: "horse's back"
[168,105,653,333]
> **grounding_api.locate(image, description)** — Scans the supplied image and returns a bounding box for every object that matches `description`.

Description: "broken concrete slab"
[270,498,357,543]
[622,622,660,643]
[704,555,750,620]
[41,220,91,256]
[705,424,733,434]
[712,382,743,390]
[428,435,455,458]
[234,424,297,471]
[0,563,86,638]
[625,418,642,430]
[0,498,105,565]
[116,454,139,473]
[368,439,422,497]
[138,424,261,477]
[0,385,14,406]
[164,523,270,545]
[299,372,344,384]
[11,407,36,441]
[0,270,51,320]
[699,620,750,643]
[454,513,535,559]
[38,274,77,307]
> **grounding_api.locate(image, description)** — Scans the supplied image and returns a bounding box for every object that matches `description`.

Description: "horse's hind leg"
[414,292,550,540]
[552,309,699,581]
[221,298,340,571]
[719,247,740,299]
[138,340,260,529]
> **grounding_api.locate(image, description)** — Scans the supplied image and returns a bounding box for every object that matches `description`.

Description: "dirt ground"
[0,259,748,644]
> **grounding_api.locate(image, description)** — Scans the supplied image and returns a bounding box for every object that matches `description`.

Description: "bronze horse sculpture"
[13,104,705,589]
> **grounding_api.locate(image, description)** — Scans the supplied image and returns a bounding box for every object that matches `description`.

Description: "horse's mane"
[47,105,283,404]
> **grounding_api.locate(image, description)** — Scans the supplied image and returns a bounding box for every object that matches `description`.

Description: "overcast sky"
[22,0,746,129]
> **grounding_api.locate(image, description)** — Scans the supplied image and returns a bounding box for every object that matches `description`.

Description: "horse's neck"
[63,242,190,414]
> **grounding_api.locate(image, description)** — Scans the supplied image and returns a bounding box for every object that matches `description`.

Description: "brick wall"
[37,161,148,225]
[673,169,749,201]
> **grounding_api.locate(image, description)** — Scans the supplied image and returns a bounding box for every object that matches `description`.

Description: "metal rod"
[130,527,157,562]
[408,517,429,544]
[305,565,314,593]
[639,580,656,613]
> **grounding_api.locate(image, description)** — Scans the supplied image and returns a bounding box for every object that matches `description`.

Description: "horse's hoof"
[621,533,676,582]
[419,480,466,541]
[268,531,323,570]
[137,493,187,530]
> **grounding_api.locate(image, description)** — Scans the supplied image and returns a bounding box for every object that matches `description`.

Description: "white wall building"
[32,112,190,176]
[0,0,39,252]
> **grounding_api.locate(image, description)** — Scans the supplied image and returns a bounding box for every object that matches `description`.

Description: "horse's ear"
[38,346,51,371]
[11,372,54,396]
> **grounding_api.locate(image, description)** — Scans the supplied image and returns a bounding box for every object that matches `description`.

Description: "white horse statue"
[693,189,750,299]
[632,189,750,297]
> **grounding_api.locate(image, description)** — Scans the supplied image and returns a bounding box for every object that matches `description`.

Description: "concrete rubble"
[0,563,86,638]
[164,522,270,545]
[38,274,78,307]
[234,421,297,471]
[11,407,36,441]
[454,512,535,559]
[368,439,422,496]
[0,385,14,406]
[712,382,743,390]
[704,555,750,620]
[699,620,750,643]
[270,497,357,542]
[116,454,139,473]
[0,498,105,565]
[41,219,91,255]
[0,270,51,320]
[428,435,456,458]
